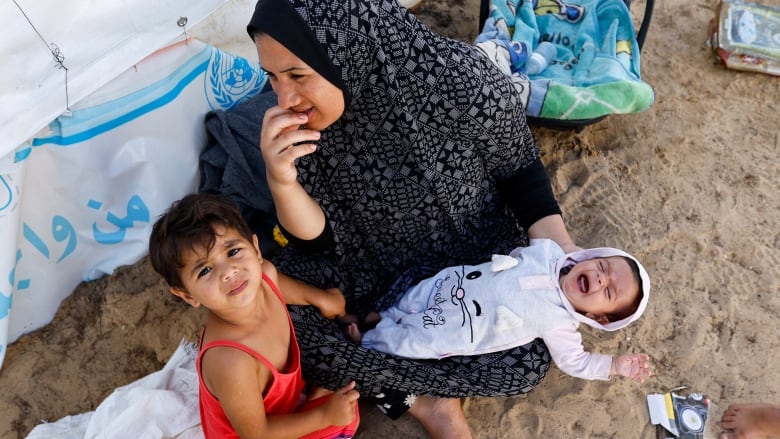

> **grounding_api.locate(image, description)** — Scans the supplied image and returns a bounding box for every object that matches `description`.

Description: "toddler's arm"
[611,353,652,382]
[309,287,347,320]
[311,381,360,426]
[261,381,359,438]
[274,268,346,319]
[207,349,358,438]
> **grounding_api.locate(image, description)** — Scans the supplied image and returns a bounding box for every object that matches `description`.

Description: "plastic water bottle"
[525,42,556,75]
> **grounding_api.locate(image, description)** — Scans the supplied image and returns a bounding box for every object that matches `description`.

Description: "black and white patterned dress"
[248,0,556,418]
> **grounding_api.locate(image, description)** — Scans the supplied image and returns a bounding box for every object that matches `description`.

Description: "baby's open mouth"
[577,275,589,293]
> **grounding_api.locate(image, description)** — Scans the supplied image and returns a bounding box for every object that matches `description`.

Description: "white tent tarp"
[1,0,231,158]
[0,0,264,370]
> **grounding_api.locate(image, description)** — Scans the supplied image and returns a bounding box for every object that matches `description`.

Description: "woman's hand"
[260,106,321,188]
[259,106,327,239]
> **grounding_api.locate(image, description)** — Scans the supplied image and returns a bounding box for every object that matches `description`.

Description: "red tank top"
[196,273,358,438]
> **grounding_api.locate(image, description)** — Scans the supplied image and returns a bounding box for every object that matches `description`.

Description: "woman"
[247,0,579,436]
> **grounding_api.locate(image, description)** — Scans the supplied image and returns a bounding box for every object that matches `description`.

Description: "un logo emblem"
[206,48,266,110]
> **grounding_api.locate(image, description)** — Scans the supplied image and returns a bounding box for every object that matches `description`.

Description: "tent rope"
[12,0,72,116]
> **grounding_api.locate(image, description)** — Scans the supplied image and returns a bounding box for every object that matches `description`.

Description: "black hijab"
[241,0,553,399]
[246,0,539,308]
[247,0,350,106]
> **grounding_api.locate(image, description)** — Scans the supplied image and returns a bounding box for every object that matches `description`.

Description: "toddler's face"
[171,225,264,311]
[559,256,639,323]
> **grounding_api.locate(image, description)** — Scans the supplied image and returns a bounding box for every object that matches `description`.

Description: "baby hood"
[555,247,651,331]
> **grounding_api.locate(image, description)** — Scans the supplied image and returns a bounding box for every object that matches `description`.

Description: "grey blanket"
[198,90,280,255]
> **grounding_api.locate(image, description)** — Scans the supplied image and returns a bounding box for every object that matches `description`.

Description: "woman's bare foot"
[408,396,473,439]
[719,403,780,439]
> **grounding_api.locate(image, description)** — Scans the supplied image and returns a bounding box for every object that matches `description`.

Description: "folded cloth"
[26,341,203,439]
[477,0,654,120]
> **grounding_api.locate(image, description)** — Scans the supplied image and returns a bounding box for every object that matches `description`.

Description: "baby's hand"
[612,353,652,383]
[321,381,359,426]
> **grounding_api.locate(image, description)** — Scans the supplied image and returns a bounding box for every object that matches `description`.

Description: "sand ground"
[1,0,779,437]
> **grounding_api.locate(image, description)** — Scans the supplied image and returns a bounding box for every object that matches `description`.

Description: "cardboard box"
[647,389,711,438]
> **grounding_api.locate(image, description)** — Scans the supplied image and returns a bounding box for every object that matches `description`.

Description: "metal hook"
[177,16,189,43]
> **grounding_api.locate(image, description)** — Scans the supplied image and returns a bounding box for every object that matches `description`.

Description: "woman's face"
[255,34,345,131]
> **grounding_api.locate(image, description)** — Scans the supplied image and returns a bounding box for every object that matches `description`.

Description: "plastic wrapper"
[708,0,780,76]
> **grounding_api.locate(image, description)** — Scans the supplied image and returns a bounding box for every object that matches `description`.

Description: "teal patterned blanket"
[475,0,654,121]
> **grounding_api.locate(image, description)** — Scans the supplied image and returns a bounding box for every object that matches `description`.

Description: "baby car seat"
[476,0,655,130]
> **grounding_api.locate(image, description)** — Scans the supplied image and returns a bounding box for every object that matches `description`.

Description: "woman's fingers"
[276,129,321,156]
[262,109,314,148]
[260,106,321,184]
